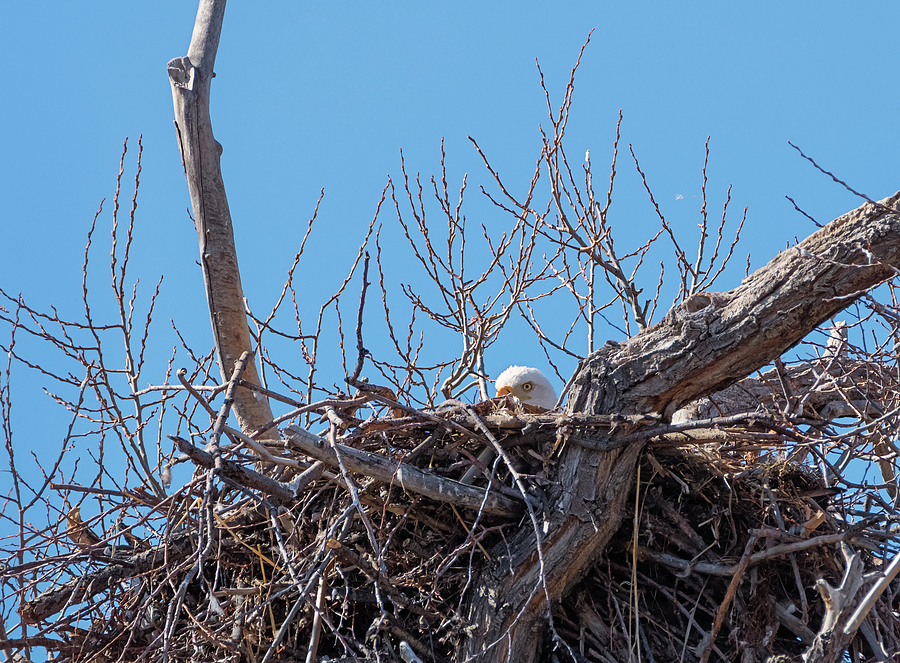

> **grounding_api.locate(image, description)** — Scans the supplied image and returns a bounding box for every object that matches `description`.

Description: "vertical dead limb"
[167,0,275,440]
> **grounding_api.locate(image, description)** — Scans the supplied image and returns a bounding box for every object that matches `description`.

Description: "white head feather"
[495,365,558,410]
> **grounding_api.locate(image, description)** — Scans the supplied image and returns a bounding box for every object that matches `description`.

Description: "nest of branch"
[560,449,899,663]
[18,396,900,663]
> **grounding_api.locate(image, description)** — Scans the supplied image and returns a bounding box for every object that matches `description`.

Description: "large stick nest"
[17,395,900,663]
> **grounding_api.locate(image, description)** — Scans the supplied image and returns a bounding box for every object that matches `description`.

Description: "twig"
[788,141,898,215]
[698,532,758,663]
[210,349,255,451]
[347,251,371,387]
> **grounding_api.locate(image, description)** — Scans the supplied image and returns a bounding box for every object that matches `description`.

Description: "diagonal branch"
[284,425,522,518]
[569,190,900,418]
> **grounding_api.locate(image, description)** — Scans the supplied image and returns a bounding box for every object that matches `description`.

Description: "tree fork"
[460,191,900,663]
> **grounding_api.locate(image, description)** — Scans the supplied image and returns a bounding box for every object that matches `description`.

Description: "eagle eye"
[522,382,534,392]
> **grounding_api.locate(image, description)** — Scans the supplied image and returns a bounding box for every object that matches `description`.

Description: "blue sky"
[1,3,898,512]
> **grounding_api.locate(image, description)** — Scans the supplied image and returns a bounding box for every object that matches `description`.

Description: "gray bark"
[167,0,276,440]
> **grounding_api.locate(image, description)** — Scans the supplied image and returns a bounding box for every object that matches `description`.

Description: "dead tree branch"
[167,0,275,441]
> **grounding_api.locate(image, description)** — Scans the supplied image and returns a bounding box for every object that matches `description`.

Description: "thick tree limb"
[461,192,900,663]
[568,191,900,418]
[672,351,892,424]
[167,0,276,440]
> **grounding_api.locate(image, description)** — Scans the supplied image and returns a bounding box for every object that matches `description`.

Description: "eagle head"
[495,365,558,410]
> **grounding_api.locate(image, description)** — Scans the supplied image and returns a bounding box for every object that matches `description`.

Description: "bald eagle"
[495,365,558,410]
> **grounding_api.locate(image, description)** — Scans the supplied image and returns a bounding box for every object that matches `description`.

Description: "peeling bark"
[572,192,900,419]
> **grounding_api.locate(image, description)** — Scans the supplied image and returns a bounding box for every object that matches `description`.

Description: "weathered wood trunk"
[459,192,900,662]
[166,0,276,440]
